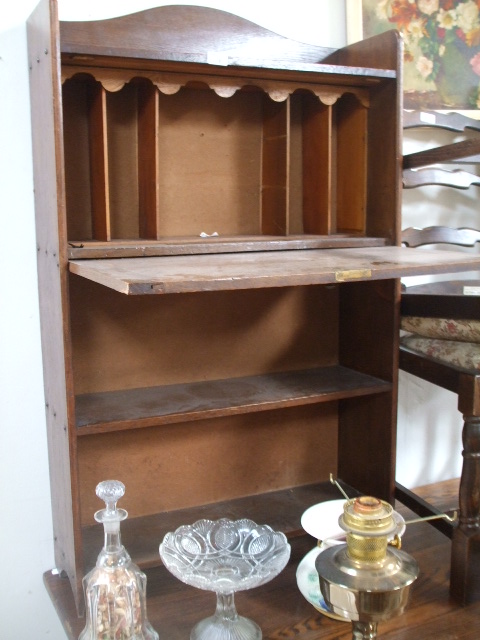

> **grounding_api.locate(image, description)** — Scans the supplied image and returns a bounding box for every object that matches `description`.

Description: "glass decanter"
[79,480,159,640]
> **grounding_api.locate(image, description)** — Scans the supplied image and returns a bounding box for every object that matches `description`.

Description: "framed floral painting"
[347,0,480,110]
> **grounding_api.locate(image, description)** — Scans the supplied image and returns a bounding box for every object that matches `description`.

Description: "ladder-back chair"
[397,110,480,605]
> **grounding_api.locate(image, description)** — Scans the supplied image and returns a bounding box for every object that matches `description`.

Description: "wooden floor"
[45,479,480,639]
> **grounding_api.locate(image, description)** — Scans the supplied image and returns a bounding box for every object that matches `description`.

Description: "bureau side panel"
[28,0,82,610]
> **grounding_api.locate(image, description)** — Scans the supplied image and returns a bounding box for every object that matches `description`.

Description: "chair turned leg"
[450,415,480,605]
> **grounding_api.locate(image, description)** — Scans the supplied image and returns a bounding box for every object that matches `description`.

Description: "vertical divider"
[261,96,289,235]
[137,82,160,239]
[336,94,367,234]
[87,82,111,241]
[302,94,334,234]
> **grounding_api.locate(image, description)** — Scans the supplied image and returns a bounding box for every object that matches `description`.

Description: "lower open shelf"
[46,480,472,640]
[75,366,392,434]
[81,480,354,571]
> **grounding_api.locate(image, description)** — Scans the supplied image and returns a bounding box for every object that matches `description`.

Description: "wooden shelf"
[75,365,392,435]
[81,480,354,571]
[69,246,480,295]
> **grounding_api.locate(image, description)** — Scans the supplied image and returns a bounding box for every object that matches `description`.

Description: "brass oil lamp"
[315,495,419,640]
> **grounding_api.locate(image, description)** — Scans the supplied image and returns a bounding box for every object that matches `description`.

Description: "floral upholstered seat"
[401,316,480,372]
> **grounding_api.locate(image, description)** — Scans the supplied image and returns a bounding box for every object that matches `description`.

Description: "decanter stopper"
[94,480,128,529]
[79,480,159,640]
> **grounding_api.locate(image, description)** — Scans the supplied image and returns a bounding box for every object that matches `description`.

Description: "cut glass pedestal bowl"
[159,518,291,640]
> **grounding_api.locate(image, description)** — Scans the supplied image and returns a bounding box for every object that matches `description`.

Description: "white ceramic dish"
[296,545,347,621]
[301,499,346,542]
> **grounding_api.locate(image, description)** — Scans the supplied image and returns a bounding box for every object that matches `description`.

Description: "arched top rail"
[60,4,399,82]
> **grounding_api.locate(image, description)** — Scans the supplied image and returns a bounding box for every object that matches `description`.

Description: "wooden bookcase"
[27,0,480,625]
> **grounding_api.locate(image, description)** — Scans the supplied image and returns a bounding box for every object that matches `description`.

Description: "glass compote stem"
[215,592,237,622]
[190,591,261,640]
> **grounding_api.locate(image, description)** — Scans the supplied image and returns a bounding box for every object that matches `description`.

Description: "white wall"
[0,1,346,638]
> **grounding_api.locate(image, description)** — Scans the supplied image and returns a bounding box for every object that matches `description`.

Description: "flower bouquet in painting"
[361,0,480,108]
